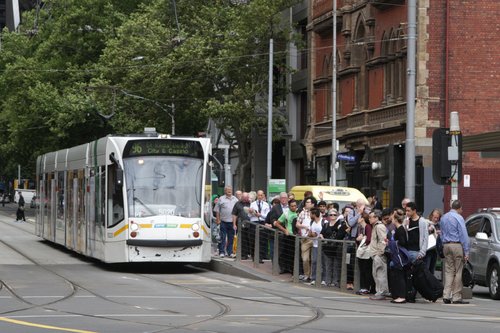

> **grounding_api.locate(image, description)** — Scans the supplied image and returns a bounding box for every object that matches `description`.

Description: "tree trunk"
[235,136,253,191]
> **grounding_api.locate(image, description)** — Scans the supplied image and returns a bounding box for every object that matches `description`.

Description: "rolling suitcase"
[412,259,443,302]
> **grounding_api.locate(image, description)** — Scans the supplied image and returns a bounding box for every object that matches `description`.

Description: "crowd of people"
[212,186,470,305]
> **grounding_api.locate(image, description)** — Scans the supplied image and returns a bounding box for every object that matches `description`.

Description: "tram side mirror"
[109,153,123,188]
[115,168,123,188]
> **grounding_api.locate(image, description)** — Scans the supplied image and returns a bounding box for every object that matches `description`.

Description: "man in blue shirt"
[440,200,470,304]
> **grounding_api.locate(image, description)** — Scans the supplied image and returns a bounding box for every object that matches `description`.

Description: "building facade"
[297,0,500,216]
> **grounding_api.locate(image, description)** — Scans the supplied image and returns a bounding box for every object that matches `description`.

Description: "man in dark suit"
[266,192,290,261]
[269,192,289,227]
[373,195,383,211]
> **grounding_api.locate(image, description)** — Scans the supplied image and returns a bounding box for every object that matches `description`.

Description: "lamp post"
[267,38,273,199]
[121,90,175,135]
[405,0,417,201]
[330,0,337,186]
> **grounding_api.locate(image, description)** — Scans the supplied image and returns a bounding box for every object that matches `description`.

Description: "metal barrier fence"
[234,220,360,292]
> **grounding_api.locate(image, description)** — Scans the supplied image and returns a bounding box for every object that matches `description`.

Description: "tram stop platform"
[202,257,291,283]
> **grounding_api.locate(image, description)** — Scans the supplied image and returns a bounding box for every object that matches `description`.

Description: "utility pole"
[449,112,460,204]
[405,0,417,201]
[267,38,273,199]
[330,0,337,186]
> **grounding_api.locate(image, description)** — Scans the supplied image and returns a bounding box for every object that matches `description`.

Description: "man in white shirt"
[296,197,314,281]
[214,186,238,257]
[309,207,324,285]
[249,190,270,263]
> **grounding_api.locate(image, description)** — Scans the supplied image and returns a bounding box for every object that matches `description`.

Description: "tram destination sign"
[124,139,204,158]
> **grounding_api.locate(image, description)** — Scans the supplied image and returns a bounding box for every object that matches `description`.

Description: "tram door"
[76,170,87,254]
[50,178,56,242]
[55,171,66,245]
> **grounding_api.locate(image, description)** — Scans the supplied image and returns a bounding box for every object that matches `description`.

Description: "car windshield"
[124,156,203,218]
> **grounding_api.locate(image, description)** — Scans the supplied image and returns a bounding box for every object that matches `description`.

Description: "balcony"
[368,0,405,10]
[313,102,406,143]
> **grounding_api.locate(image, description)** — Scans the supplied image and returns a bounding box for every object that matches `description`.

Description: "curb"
[198,258,271,282]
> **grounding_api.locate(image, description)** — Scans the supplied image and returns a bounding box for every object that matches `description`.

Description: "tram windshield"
[124,156,203,218]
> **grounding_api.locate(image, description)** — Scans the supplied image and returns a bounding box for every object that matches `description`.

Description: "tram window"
[124,157,203,218]
[57,171,65,221]
[108,164,124,227]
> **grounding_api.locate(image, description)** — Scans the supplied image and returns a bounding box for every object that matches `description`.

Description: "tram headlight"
[191,223,200,232]
[130,222,140,232]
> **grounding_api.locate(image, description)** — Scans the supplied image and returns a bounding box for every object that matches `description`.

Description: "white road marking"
[106,296,202,299]
[325,315,421,319]
[225,315,311,318]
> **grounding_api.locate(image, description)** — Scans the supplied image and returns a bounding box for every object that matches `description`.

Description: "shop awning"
[463,131,500,152]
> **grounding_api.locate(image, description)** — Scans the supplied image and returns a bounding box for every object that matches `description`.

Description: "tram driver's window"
[108,164,124,227]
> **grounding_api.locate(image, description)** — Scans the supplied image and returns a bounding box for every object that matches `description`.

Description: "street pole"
[170,102,175,136]
[224,145,232,188]
[330,0,337,186]
[405,0,417,201]
[267,38,274,199]
[17,164,21,190]
[449,111,460,204]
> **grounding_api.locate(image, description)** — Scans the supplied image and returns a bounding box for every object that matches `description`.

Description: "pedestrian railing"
[234,220,359,291]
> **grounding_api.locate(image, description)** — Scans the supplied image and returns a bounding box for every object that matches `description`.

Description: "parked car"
[465,208,500,300]
[30,195,37,208]
[1,193,10,204]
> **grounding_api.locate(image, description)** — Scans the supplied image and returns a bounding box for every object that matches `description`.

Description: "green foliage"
[0,0,299,184]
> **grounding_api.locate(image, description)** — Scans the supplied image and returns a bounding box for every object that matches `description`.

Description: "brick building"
[293,0,500,216]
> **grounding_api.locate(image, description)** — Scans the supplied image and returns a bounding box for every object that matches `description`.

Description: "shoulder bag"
[356,235,371,259]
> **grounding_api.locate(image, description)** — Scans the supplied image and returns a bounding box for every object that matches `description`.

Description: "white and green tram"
[35,132,212,263]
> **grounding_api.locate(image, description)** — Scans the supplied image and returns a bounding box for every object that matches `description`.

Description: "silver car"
[465,208,500,300]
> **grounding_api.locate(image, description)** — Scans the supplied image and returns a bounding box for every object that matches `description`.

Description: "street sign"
[337,153,355,162]
[268,179,286,200]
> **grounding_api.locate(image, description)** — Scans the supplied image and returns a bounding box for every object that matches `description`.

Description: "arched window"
[395,28,406,102]
[352,17,368,111]
[381,31,389,106]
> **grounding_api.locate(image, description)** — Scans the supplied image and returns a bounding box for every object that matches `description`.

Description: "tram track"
[0,236,176,331]
[2,216,500,332]
[138,269,324,333]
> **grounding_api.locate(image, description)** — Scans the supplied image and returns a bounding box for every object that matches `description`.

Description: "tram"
[35,130,212,263]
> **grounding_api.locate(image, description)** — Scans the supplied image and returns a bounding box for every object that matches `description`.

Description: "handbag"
[462,261,474,288]
[427,233,437,250]
[356,236,371,259]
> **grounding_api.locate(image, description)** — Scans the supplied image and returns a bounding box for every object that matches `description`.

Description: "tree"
[0,0,144,178]
[0,0,299,187]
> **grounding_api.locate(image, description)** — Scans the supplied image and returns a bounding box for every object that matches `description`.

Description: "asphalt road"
[0,204,499,333]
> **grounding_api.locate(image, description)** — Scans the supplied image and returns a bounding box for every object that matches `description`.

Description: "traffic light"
[432,128,462,185]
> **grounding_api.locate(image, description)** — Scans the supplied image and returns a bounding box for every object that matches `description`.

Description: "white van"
[14,189,36,206]
[289,185,368,210]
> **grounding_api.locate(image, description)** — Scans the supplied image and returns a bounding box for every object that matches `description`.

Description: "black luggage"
[406,269,417,302]
[412,259,443,302]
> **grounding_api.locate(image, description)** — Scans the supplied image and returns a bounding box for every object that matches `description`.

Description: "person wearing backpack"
[404,202,429,263]
[388,208,411,304]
